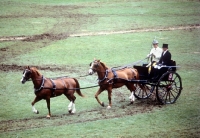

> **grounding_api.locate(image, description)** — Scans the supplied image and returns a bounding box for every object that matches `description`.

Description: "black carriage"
[133,60,183,104]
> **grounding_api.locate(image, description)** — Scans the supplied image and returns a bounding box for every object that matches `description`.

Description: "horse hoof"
[36,111,39,114]
[101,102,105,107]
[107,106,111,109]
[71,109,76,114]
[68,110,72,113]
[46,115,51,118]
[128,101,133,105]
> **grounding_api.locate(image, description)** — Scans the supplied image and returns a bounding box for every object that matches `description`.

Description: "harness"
[98,69,109,82]
[98,67,137,86]
[50,79,56,97]
[98,69,118,84]
[34,76,57,97]
[111,68,118,79]
[34,75,45,93]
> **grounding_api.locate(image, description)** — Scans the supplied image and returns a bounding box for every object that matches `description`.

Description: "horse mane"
[30,67,41,76]
[100,61,109,70]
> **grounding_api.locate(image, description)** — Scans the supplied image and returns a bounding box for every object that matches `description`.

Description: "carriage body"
[133,60,182,104]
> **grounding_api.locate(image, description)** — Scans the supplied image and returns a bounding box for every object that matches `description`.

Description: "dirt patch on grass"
[0,64,67,72]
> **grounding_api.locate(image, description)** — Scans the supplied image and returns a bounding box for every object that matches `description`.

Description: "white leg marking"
[32,106,38,114]
[68,101,73,112]
[129,92,135,102]
[72,103,76,114]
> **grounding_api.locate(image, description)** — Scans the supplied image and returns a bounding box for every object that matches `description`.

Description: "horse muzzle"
[88,68,94,75]
[20,78,26,84]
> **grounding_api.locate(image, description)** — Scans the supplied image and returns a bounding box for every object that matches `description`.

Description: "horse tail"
[73,78,85,97]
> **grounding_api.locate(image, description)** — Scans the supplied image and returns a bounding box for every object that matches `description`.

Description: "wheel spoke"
[156,71,182,104]
[134,84,153,99]
[169,90,176,99]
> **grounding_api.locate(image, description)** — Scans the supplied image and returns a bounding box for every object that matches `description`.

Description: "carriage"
[133,60,183,104]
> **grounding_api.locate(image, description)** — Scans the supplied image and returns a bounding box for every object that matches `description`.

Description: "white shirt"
[148,47,163,62]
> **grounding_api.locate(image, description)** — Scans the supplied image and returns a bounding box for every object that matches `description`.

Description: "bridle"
[89,61,109,82]
[21,68,43,82]
[22,69,32,82]
[90,61,100,72]
[21,68,46,93]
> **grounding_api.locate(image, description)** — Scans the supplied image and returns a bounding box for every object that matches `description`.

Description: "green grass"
[3,29,200,67]
[1,0,200,36]
[0,0,200,137]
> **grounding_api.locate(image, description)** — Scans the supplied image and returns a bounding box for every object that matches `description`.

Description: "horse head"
[88,59,108,75]
[20,66,41,84]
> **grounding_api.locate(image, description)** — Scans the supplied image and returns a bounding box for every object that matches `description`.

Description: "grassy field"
[0,0,200,137]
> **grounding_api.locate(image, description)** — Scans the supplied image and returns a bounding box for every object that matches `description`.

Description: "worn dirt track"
[0,24,199,42]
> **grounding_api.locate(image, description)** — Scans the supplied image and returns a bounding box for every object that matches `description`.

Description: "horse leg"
[68,99,76,114]
[129,91,135,103]
[70,94,76,114]
[71,101,76,114]
[95,88,104,107]
[127,83,136,104]
[31,96,42,114]
[107,89,112,109]
[46,97,51,118]
[65,91,76,114]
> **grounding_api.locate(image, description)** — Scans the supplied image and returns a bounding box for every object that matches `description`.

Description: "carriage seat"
[169,60,176,71]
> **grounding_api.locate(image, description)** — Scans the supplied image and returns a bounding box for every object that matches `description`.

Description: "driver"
[146,39,163,67]
[152,43,172,80]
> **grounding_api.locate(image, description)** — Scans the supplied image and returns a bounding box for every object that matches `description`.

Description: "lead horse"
[20,66,84,118]
[88,59,140,109]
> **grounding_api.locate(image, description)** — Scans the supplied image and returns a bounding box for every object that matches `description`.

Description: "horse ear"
[94,58,96,60]
[28,66,30,69]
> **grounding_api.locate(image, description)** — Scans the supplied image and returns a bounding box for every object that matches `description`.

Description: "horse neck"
[96,63,108,80]
[31,70,43,88]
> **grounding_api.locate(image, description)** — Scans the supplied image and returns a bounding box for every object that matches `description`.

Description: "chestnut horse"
[20,66,84,118]
[88,59,139,109]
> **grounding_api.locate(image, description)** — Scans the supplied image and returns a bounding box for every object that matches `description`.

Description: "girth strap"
[50,79,56,97]
[111,69,118,79]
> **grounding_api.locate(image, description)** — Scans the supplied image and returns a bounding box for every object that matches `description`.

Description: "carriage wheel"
[134,83,155,99]
[156,71,182,104]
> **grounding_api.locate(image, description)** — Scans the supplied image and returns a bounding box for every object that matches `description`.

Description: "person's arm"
[147,48,153,57]
[164,52,171,65]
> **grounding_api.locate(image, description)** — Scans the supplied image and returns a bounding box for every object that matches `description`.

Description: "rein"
[112,57,148,69]
[27,74,90,81]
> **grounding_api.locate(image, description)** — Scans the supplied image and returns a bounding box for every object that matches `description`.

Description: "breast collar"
[34,75,45,93]
[98,69,109,83]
